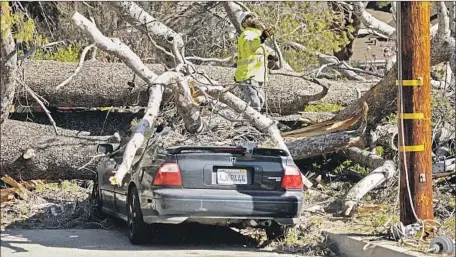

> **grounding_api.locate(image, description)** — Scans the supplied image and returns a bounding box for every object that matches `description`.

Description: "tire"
[128,187,147,245]
[265,222,290,241]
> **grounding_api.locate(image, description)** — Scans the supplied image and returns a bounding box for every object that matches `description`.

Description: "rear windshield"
[167,147,288,157]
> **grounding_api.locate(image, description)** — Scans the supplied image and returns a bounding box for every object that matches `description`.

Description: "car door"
[114,143,165,216]
[98,157,118,212]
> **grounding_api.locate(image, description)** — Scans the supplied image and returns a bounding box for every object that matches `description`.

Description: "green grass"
[304,103,343,112]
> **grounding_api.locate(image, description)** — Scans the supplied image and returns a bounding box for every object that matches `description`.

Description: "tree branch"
[189,73,313,189]
[109,2,184,49]
[72,11,166,186]
[352,2,395,38]
[118,1,202,134]
[437,2,451,39]
[184,56,232,63]
[339,147,396,216]
[16,78,58,135]
[55,43,95,90]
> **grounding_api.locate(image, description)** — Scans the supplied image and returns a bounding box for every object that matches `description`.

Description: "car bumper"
[141,188,303,225]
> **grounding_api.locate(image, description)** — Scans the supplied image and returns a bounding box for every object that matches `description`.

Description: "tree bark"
[339,147,396,216]
[286,131,363,159]
[352,2,396,38]
[17,60,375,115]
[109,2,184,50]
[73,11,173,186]
[0,119,109,180]
[332,31,454,129]
[1,118,365,181]
[0,6,17,125]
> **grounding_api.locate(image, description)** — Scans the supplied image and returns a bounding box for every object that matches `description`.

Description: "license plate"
[217,169,248,185]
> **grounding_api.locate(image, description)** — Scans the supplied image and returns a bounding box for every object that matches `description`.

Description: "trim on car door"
[102,207,128,222]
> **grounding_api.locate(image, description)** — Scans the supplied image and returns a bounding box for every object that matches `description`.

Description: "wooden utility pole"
[397,2,434,227]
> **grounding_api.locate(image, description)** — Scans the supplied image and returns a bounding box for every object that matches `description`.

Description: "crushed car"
[93,127,304,244]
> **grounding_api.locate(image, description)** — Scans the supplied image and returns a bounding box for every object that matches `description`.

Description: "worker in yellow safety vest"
[234,11,276,112]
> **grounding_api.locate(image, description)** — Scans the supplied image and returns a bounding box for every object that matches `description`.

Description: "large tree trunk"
[333,66,397,129]
[0,119,109,180]
[1,117,363,181]
[17,60,375,115]
[332,32,454,129]
[0,7,17,125]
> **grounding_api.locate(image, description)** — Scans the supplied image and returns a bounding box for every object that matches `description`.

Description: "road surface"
[1,229,301,257]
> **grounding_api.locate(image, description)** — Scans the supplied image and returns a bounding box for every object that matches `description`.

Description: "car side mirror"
[97,144,114,154]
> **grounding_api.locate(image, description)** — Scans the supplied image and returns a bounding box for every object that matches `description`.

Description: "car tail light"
[153,163,182,186]
[281,165,303,189]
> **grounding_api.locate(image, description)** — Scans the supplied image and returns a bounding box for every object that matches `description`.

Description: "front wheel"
[265,222,291,241]
[128,187,147,244]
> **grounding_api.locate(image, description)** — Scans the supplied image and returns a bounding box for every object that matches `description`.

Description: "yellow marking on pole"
[397,113,424,119]
[399,145,425,152]
[9,105,14,113]
[396,78,423,86]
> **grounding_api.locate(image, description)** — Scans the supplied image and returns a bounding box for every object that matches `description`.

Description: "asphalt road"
[1,228,301,257]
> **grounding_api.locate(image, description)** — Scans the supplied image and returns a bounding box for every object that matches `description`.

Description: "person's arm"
[260,28,274,43]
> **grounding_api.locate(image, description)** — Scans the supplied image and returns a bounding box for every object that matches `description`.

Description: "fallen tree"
[2,2,454,208]
[0,119,109,180]
[1,2,369,183]
[339,147,396,216]
[1,116,365,181]
[16,60,375,115]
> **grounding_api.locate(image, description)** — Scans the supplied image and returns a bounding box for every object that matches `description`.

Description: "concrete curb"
[324,231,429,257]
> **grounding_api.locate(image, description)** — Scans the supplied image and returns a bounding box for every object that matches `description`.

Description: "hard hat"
[237,11,255,28]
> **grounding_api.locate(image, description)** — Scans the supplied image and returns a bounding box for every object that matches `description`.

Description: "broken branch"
[73,11,166,186]
[16,78,58,135]
[339,147,396,216]
[55,43,96,90]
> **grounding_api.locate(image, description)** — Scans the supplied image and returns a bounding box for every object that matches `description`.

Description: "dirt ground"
[350,9,395,64]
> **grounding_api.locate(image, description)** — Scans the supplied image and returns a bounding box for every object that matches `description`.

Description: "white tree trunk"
[450,2,455,36]
[437,2,451,39]
[73,12,168,186]
[339,147,396,216]
[352,2,395,38]
[110,2,184,49]
[109,76,166,185]
[72,12,158,83]
[111,1,202,133]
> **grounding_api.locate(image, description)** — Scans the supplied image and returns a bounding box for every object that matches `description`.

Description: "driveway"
[1,228,302,257]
